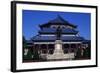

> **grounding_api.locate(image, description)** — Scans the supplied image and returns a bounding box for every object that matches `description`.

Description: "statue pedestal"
[47,40,75,60]
[53,40,64,56]
[47,40,64,60]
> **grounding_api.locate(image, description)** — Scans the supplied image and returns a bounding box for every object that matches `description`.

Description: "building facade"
[23,15,90,61]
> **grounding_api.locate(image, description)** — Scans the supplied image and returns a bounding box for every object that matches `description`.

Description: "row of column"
[33,44,54,54]
[33,43,84,54]
[63,44,82,54]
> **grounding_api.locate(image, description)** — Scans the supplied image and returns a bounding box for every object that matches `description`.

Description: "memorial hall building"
[24,15,90,61]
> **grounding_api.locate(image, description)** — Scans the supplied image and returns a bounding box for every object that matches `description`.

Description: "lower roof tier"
[32,35,87,42]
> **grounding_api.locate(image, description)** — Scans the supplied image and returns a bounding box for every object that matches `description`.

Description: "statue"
[56,26,62,40]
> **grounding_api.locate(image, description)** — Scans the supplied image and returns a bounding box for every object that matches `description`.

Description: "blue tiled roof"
[49,15,67,24]
[27,40,33,44]
[61,36,85,41]
[32,35,56,42]
[62,28,78,34]
[39,28,56,33]
[32,35,85,42]
[39,28,78,34]
[39,15,77,28]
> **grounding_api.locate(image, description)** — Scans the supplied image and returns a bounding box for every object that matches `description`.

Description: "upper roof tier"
[39,15,77,29]
[39,28,78,34]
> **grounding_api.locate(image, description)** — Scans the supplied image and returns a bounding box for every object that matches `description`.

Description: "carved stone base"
[47,40,75,60]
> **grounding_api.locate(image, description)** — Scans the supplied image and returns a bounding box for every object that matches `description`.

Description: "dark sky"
[22,10,91,40]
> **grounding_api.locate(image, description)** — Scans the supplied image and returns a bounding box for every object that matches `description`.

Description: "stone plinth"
[47,40,75,60]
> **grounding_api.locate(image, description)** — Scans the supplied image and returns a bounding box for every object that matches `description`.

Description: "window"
[64,49,68,54]
[63,44,69,54]
[41,44,47,49]
[77,44,81,48]
[42,49,47,54]
[34,44,39,49]
[63,44,69,48]
[71,44,76,48]
[48,44,54,49]
[48,49,54,54]
[70,49,74,53]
